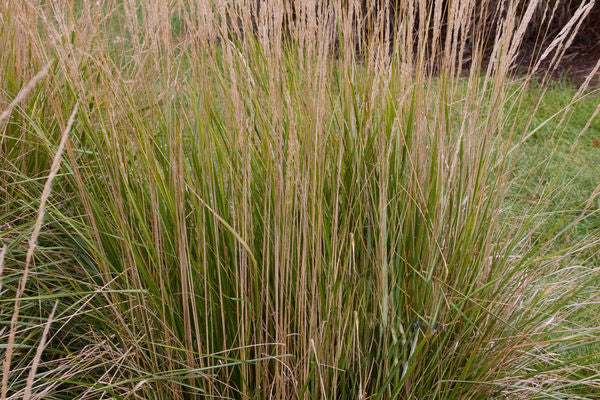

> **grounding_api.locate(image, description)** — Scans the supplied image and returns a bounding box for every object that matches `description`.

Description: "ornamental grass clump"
[1,0,599,399]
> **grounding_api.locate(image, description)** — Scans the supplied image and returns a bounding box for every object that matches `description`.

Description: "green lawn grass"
[507,81,600,389]
[507,81,600,263]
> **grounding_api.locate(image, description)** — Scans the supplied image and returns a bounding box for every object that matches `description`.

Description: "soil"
[553,47,600,85]
[513,45,600,87]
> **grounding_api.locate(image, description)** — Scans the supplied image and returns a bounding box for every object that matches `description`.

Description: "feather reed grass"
[0,0,599,399]
[1,102,77,399]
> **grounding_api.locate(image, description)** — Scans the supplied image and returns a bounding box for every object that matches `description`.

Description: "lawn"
[506,81,599,263]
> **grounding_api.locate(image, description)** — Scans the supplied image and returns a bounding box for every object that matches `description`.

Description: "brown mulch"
[513,46,600,87]
[559,48,600,84]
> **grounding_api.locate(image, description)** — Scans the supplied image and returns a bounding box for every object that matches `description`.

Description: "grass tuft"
[1,0,599,399]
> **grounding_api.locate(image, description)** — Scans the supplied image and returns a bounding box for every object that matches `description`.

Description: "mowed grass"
[507,81,600,261]
[506,81,600,382]
[1,1,600,399]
